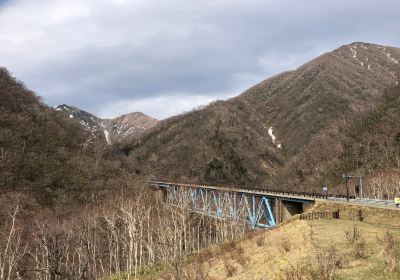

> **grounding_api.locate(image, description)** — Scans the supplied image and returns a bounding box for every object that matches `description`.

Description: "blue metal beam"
[163,184,277,228]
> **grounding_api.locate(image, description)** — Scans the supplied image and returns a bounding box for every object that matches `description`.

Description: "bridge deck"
[150,181,316,203]
[150,181,399,209]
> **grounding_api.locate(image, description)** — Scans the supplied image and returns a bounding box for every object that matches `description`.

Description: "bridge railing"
[241,186,355,200]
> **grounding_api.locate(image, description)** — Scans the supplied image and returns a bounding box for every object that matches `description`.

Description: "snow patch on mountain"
[349,46,363,66]
[386,53,399,64]
[101,123,111,144]
[377,46,399,64]
[267,127,282,149]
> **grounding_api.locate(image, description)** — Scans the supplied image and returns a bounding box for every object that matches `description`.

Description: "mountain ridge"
[54,104,158,144]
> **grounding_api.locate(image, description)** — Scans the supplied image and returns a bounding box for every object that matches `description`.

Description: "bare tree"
[0,199,26,280]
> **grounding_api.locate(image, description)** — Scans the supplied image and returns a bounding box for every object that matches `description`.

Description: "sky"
[0,0,399,119]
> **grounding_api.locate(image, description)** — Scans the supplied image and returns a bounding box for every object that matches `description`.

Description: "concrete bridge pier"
[273,198,312,224]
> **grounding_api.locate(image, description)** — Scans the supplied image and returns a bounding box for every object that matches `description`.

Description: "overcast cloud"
[0,0,399,119]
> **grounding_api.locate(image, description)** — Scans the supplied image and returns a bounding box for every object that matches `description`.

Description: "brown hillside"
[124,42,400,190]
[239,42,399,154]
[280,83,400,197]
[103,112,158,143]
[0,67,135,212]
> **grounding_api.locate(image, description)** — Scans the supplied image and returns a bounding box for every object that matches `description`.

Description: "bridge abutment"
[274,198,311,224]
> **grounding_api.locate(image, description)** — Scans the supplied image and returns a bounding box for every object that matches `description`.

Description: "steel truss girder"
[165,185,276,228]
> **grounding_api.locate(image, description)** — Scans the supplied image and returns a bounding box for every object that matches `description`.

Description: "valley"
[1,41,400,280]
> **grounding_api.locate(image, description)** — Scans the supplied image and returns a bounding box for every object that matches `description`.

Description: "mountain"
[239,42,399,154]
[123,42,400,191]
[0,68,136,209]
[285,83,400,198]
[54,104,158,144]
[2,41,399,198]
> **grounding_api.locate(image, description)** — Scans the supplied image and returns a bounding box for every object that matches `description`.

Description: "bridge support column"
[274,198,282,224]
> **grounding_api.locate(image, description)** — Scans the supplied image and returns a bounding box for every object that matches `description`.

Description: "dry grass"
[201,220,313,279]
[184,219,400,280]
[309,219,400,280]
[134,207,400,280]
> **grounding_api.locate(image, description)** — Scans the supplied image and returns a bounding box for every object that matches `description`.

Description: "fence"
[299,211,340,220]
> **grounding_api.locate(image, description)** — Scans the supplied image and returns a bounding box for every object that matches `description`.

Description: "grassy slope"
[126,204,400,280]
[194,220,400,280]
[311,220,400,280]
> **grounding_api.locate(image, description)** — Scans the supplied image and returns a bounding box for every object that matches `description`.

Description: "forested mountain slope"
[0,68,134,211]
[124,42,400,191]
[124,98,285,187]
[283,83,400,198]
[239,42,399,154]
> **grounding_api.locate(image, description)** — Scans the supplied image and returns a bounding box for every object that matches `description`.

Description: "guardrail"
[242,186,355,200]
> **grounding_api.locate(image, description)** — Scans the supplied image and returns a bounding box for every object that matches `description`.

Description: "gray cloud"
[0,0,399,119]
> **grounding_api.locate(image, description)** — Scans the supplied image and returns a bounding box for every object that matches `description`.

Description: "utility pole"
[343,143,364,201]
[344,144,350,202]
[345,175,350,201]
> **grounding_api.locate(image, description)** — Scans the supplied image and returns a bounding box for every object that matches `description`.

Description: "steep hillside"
[282,83,400,197]
[0,68,135,210]
[55,105,158,144]
[240,42,399,154]
[124,42,400,190]
[54,104,104,137]
[124,98,285,186]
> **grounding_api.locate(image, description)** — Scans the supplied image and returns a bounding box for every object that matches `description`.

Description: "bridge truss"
[160,183,276,228]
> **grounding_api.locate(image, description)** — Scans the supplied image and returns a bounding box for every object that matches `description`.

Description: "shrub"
[281,238,292,253]
[229,244,249,268]
[255,236,265,247]
[344,225,366,259]
[378,231,400,272]
[284,263,311,280]
[223,259,237,277]
[310,243,346,280]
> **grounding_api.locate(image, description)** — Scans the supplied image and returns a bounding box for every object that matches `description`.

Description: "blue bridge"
[149,181,317,228]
